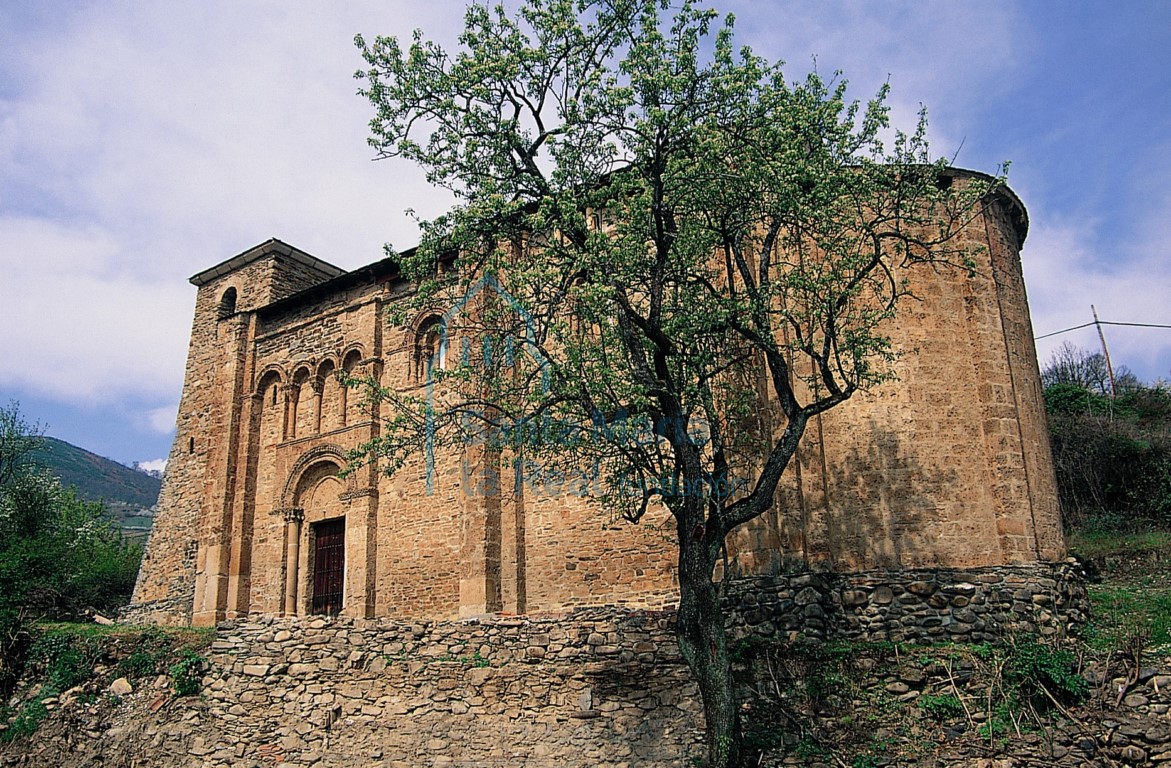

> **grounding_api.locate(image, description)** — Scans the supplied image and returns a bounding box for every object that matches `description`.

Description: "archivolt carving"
[280,444,353,509]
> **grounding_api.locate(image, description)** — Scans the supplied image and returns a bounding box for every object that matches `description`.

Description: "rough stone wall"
[118,567,1085,768]
[128,256,282,625]
[193,610,701,768]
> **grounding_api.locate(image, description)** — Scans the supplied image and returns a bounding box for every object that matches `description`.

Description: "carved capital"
[283,507,305,524]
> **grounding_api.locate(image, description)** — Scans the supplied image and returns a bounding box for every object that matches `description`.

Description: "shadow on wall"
[815,419,959,570]
[581,644,700,761]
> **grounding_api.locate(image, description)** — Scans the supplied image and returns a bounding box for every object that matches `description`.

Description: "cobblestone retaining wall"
[724,560,1088,643]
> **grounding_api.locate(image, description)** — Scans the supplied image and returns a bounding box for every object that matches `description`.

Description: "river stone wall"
[725,560,1088,644]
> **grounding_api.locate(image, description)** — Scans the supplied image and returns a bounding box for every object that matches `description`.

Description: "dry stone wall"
[143,566,1085,767]
[5,565,1114,768]
[195,610,703,768]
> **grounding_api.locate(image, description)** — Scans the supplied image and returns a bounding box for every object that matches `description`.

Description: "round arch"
[280,444,353,510]
[217,286,238,319]
[254,364,287,394]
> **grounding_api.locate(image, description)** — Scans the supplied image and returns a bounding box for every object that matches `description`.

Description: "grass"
[1071,528,1171,656]
[31,621,213,645]
[1085,585,1171,655]
[1067,529,1171,562]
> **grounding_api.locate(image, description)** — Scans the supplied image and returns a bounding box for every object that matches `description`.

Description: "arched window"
[341,349,364,426]
[316,359,338,433]
[415,316,447,380]
[290,367,311,439]
[217,287,238,319]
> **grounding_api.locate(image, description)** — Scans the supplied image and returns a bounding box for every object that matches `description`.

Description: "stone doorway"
[311,517,345,615]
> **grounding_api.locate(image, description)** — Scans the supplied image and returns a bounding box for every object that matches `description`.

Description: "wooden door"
[311,518,345,615]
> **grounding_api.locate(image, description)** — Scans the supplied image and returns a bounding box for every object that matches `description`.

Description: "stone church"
[126,170,1065,627]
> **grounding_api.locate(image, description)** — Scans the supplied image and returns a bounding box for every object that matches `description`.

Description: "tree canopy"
[1041,346,1171,532]
[0,403,143,692]
[355,2,1000,764]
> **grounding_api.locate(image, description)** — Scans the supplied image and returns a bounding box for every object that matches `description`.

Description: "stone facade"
[127,171,1065,627]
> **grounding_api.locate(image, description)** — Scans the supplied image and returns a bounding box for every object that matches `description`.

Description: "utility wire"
[1035,320,1171,340]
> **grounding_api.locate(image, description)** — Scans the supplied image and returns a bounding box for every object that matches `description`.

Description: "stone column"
[312,382,324,435]
[283,508,304,616]
[282,385,294,441]
[340,489,379,618]
[225,391,263,617]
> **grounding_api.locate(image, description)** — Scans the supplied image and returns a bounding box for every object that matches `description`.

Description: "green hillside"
[34,437,161,511]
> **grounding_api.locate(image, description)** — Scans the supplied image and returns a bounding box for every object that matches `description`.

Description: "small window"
[217,287,238,319]
[415,316,447,380]
[188,437,195,454]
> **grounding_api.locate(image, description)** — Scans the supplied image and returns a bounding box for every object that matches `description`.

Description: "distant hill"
[35,437,162,514]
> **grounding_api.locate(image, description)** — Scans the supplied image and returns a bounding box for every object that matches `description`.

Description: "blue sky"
[1,1,1169,469]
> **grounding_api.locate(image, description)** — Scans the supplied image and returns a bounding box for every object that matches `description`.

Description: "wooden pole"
[1092,305,1117,398]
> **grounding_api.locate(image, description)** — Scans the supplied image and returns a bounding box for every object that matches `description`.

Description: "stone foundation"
[723,560,1088,643]
[120,595,193,627]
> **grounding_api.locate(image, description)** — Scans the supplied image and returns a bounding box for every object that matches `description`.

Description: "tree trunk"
[676,527,742,767]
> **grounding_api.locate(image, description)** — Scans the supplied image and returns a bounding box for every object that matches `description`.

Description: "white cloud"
[724,0,1023,166]
[1023,214,1171,384]
[146,405,178,435]
[0,1,458,408]
[136,458,167,474]
[0,215,191,401]
[0,0,1168,435]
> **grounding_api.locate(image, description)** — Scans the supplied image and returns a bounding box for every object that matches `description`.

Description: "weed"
[168,650,205,697]
[1004,640,1088,708]
[791,735,827,760]
[918,693,963,721]
[0,698,47,743]
[118,649,162,679]
[976,701,1017,739]
[743,723,786,754]
[27,633,100,694]
[115,626,171,679]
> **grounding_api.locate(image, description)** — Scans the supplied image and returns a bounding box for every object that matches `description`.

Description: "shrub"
[27,633,101,694]
[1003,640,1088,709]
[168,651,204,696]
[1046,382,1171,532]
